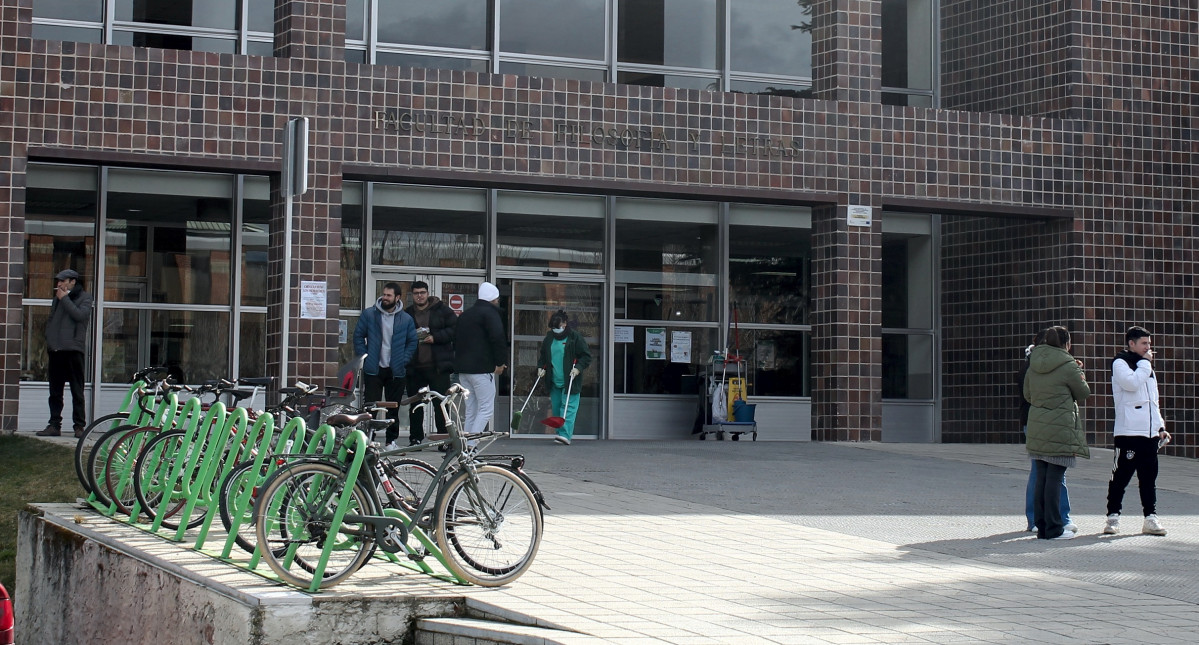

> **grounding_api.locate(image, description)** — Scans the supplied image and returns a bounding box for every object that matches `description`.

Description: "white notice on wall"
[614,325,634,343]
[338,319,348,344]
[670,331,692,363]
[847,204,873,227]
[300,281,327,319]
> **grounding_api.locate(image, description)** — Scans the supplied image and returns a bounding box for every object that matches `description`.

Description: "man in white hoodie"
[1104,326,1171,536]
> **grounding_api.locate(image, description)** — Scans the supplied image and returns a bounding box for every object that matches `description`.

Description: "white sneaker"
[553,435,571,445]
[1142,514,1167,536]
[385,441,400,452]
[1051,530,1077,540]
[1063,522,1078,533]
[1102,513,1120,535]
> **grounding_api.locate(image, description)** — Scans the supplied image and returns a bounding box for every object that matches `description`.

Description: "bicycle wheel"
[381,457,438,517]
[74,412,131,494]
[218,459,276,556]
[102,427,160,515]
[253,461,378,590]
[434,465,543,587]
[133,430,205,530]
[85,424,145,507]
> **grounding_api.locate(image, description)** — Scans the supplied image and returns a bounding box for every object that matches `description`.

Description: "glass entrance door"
[506,280,603,439]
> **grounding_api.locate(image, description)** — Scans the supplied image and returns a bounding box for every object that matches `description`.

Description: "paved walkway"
[23,430,1199,643]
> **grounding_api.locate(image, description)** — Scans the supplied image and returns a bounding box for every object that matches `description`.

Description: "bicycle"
[252,384,544,590]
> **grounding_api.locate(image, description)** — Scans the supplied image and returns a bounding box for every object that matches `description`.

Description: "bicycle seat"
[399,393,423,406]
[326,412,373,426]
[238,377,275,387]
[226,389,256,402]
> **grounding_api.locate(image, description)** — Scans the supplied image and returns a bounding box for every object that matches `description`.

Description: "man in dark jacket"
[454,282,508,436]
[403,281,457,444]
[353,282,418,447]
[39,269,94,438]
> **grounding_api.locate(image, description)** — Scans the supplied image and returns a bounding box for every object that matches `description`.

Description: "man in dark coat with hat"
[38,269,93,437]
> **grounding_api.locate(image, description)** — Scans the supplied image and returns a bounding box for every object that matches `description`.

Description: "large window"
[21,164,272,385]
[496,191,605,274]
[613,198,718,394]
[22,165,98,381]
[881,0,936,106]
[729,204,812,397]
[33,0,276,55]
[370,184,487,269]
[881,214,935,399]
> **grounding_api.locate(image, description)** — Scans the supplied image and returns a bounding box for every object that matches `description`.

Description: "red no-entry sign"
[448,293,464,313]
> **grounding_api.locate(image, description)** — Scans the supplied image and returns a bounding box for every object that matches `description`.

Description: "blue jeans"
[1033,460,1069,538]
[1026,458,1071,529]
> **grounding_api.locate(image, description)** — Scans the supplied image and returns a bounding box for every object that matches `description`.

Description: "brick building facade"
[1,0,1194,453]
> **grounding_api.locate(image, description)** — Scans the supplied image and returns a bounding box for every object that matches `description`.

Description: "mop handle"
[519,371,543,414]
[561,359,578,416]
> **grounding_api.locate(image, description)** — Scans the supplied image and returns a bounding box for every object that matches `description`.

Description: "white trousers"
[459,372,496,435]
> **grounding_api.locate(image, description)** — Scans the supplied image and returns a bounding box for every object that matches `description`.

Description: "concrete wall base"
[16,503,466,645]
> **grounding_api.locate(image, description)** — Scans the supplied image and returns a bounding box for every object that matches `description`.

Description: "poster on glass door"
[645,327,666,360]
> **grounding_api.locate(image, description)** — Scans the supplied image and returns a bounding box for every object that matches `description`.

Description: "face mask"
[553,327,566,334]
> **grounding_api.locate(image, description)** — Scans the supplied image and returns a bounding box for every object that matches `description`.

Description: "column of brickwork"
[0,0,32,433]
[811,0,882,104]
[266,0,346,387]
[810,203,882,441]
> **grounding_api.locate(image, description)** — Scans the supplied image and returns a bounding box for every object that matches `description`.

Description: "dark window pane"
[105,169,233,306]
[378,52,490,72]
[730,0,813,77]
[247,0,274,32]
[613,325,717,394]
[497,192,605,273]
[101,309,231,383]
[24,165,98,299]
[618,0,718,69]
[370,184,486,269]
[882,0,933,91]
[341,183,363,311]
[112,30,237,53]
[344,0,366,41]
[730,79,813,99]
[239,311,267,378]
[743,329,810,397]
[500,0,604,59]
[115,0,238,30]
[729,212,811,326]
[241,177,270,307]
[34,0,102,22]
[497,62,605,81]
[31,25,103,44]
[615,199,718,323]
[618,71,718,91]
[377,0,489,50]
[882,237,908,328]
[883,333,934,399]
[21,306,52,381]
[246,40,274,57]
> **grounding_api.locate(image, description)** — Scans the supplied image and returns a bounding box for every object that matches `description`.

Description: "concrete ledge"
[16,503,467,645]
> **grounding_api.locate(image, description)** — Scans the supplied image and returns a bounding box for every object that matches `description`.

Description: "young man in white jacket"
[1104,326,1171,536]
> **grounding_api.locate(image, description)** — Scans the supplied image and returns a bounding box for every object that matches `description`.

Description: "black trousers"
[1107,435,1159,516]
[48,349,87,429]
[363,367,405,444]
[406,364,450,442]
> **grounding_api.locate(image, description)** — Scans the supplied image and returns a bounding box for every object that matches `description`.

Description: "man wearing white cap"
[454,282,508,437]
[37,269,93,437]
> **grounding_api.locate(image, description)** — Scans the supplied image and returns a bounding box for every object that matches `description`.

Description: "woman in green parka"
[537,309,592,445]
[1023,325,1090,540]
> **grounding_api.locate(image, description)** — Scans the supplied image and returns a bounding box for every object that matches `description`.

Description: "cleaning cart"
[697,350,757,441]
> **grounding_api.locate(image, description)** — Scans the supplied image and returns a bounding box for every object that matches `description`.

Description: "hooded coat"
[1023,344,1091,459]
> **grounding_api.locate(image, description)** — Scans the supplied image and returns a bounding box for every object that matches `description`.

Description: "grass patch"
[0,435,80,600]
